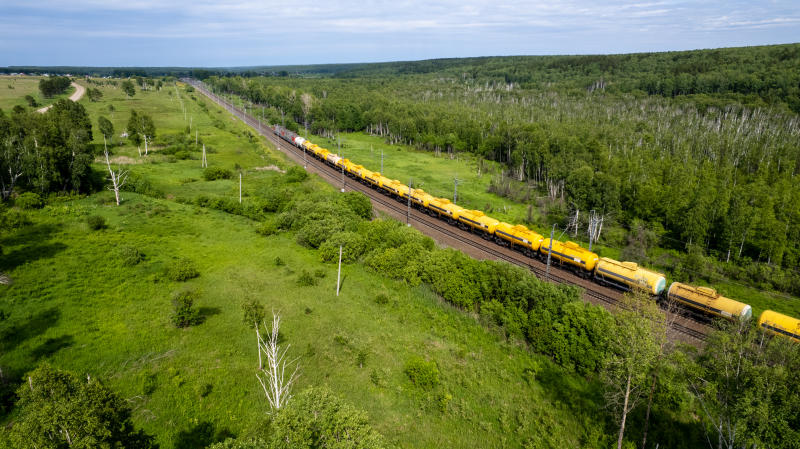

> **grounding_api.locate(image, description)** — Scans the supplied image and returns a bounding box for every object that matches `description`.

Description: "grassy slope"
[0,76,76,111]
[0,82,609,448]
[308,131,800,319]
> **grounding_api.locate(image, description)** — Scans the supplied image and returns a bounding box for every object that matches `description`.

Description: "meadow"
[1,80,623,448]
[0,75,76,111]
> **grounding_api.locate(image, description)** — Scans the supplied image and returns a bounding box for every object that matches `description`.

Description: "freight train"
[273,125,799,343]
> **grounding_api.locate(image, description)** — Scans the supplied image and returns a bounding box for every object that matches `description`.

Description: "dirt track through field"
[36,82,85,113]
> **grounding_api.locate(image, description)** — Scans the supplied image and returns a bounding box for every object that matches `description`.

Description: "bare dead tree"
[256,312,299,413]
[103,137,128,206]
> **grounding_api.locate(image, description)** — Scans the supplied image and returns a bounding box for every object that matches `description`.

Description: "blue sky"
[1,0,799,67]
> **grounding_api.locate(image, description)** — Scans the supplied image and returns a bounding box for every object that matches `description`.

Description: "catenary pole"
[546,224,555,279]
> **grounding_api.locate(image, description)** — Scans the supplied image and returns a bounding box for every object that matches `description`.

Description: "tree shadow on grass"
[0,309,64,419]
[0,223,65,271]
[0,308,61,352]
[196,306,221,325]
[29,334,74,359]
[174,421,234,449]
[536,362,606,417]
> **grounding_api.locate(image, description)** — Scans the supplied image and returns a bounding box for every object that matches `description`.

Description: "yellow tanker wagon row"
[272,125,799,342]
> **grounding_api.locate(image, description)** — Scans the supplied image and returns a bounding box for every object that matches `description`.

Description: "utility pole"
[546,224,555,278]
[336,245,343,297]
[407,180,413,226]
[239,172,242,203]
[588,210,596,251]
[201,144,208,168]
[454,177,459,203]
[380,149,384,174]
[570,209,580,236]
[341,163,346,193]
[195,129,198,145]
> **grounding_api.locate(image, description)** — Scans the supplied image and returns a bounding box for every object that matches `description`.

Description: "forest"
[203,43,800,297]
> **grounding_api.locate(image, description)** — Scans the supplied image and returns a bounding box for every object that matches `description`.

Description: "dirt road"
[36,82,86,113]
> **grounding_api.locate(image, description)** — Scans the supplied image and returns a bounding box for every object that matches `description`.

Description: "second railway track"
[188,79,710,346]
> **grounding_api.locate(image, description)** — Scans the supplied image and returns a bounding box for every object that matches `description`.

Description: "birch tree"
[256,312,299,413]
[103,137,127,206]
[127,110,156,156]
[602,289,666,449]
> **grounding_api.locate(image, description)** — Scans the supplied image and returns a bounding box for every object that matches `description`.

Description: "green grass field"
[0,76,76,111]
[0,81,613,448]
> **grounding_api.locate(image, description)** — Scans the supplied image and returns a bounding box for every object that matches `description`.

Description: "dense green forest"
[203,43,800,297]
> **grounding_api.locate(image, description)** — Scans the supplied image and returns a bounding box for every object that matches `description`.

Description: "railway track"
[187,79,709,345]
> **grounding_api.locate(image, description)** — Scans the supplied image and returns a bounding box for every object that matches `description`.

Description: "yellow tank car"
[758,310,800,342]
[428,197,465,223]
[666,283,752,321]
[594,258,667,295]
[315,147,330,160]
[338,158,355,172]
[364,171,385,188]
[303,142,316,153]
[383,179,410,198]
[352,166,372,181]
[540,239,599,274]
[410,188,435,209]
[458,210,499,236]
[495,223,544,253]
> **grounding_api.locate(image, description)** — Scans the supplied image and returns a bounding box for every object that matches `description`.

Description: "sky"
[1,0,799,67]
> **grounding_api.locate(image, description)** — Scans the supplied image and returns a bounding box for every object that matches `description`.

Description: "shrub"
[364,243,426,287]
[203,167,233,181]
[319,231,367,263]
[1,209,31,230]
[296,270,316,286]
[119,246,144,266]
[165,258,199,282]
[435,391,452,413]
[356,349,368,368]
[404,357,440,390]
[341,191,373,219]
[285,165,308,183]
[255,220,277,236]
[122,173,163,198]
[274,256,285,266]
[296,217,352,249]
[374,293,389,305]
[171,289,201,328]
[87,215,107,230]
[15,192,43,209]
[269,387,385,448]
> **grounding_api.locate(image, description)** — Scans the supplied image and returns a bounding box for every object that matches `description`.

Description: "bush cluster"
[87,215,107,230]
[170,289,201,328]
[355,219,610,374]
[404,357,440,390]
[165,258,199,282]
[203,167,233,181]
[14,192,43,209]
[296,270,316,286]
[119,246,144,266]
[121,173,164,198]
